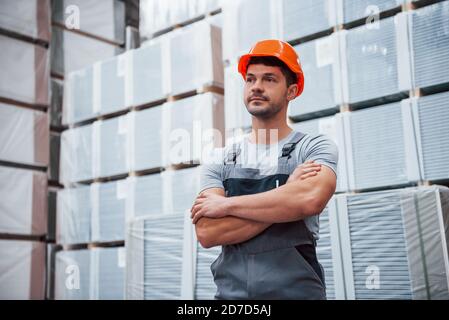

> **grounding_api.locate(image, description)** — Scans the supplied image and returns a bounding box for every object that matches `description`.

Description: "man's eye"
[266,78,275,82]
[246,78,254,83]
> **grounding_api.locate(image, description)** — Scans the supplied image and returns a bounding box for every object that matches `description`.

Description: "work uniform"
[200,130,338,300]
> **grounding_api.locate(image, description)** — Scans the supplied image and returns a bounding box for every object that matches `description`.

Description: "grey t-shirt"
[199,130,338,240]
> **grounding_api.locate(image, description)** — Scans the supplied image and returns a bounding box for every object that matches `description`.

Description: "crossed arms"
[191,161,336,248]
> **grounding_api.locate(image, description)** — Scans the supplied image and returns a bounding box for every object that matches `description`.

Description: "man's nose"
[250,78,264,93]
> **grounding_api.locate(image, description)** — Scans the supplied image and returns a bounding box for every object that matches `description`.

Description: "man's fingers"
[299,171,318,180]
[192,210,204,224]
[190,203,202,218]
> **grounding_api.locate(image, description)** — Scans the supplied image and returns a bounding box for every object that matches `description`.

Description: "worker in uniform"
[191,39,338,300]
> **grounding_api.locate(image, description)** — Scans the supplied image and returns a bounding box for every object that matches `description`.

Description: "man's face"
[243,64,289,119]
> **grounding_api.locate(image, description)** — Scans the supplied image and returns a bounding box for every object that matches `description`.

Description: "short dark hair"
[246,56,298,87]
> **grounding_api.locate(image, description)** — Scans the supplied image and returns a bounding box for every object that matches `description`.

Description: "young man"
[190,40,338,299]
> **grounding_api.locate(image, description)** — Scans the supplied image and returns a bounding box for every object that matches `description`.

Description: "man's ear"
[287,84,298,101]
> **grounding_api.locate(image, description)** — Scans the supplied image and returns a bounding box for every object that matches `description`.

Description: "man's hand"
[287,160,322,183]
[191,192,230,224]
[191,161,322,224]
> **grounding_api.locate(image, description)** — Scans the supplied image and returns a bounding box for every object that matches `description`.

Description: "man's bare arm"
[224,165,336,223]
[193,161,322,248]
[194,188,271,248]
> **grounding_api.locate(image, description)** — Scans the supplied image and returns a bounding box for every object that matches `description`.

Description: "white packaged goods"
[0,240,46,300]
[169,20,223,96]
[0,35,49,106]
[0,166,47,236]
[343,100,420,190]
[96,115,131,178]
[407,1,449,89]
[163,92,225,166]
[339,13,412,105]
[50,26,123,76]
[60,124,94,185]
[289,34,343,120]
[281,0,338,42]
[52,0,125,44]
[91,180,127,243]
[0,103,49,167]
[410,92,449,182]
[222,0,279,62]
[130,106,164,172]
[0,0,50,42]
[337,0,404,24]
[337,186,449,299]
[56,185,91,245]
[224,61,251,132]
[292,115,349,192]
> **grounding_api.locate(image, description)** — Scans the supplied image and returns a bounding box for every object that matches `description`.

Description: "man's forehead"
[246,64,282,76]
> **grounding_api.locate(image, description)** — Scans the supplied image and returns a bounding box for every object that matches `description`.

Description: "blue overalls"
[211,131,326,299]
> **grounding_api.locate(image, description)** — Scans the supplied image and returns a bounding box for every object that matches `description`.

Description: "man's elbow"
[195,220,215,249]
[301,190,335,217]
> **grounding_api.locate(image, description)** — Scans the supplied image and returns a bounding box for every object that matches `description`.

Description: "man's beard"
[246,100,283,119]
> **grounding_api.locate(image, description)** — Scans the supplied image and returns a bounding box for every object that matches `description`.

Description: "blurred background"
[0,0,449,300]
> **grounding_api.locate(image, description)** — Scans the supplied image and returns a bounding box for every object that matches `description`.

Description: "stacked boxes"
[0,1,50,300]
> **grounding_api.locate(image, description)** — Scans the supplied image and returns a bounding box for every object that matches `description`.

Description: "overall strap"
[280,131,306,159]
[224,142,242,165]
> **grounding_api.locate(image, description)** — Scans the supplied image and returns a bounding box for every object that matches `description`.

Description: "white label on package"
[315,37,334,68]
[117,247,126,268]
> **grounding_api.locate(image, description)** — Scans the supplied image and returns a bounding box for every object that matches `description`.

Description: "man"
[190,40,338,299]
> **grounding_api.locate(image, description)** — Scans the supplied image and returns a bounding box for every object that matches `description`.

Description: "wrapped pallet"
[289,34,343,120]
[0,240,46,299]
[0,166,47,236]
[163,92,225,166]
[91,180,127,243]
[50,26,123,77]
[410,91,449,182]
[63,66,95,125]
[52,0,125,45]
[0,0,51,42]
[315,198,346,299]
[91,247,125,299]
[224,61,251,133]
[407,1,449,89]
[60,124,94,185]
[56,185,91,245]
[342,100,420,190]
[95,114,131,179]
[55,247,125,300]
[292,115,349,192]
[94,54,126,116]
[280,0,338,42]
[339,13,412,106]
[222,0,279,63]
[0,103,49,167]
[129,106,164,172]
[169,20,223,96]
[126,212,195,299]
[0,35,49,106]
[54,249,91,299]
[337,0,404,25]
[338,186,449,299]
[126,37,169,108]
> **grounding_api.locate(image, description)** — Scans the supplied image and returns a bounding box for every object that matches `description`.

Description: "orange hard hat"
[238,39,305,97]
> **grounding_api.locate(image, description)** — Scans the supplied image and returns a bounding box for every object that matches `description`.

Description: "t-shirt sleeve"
[302,134,339,177]
[199,163,224,193]
[199,147,226,193]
